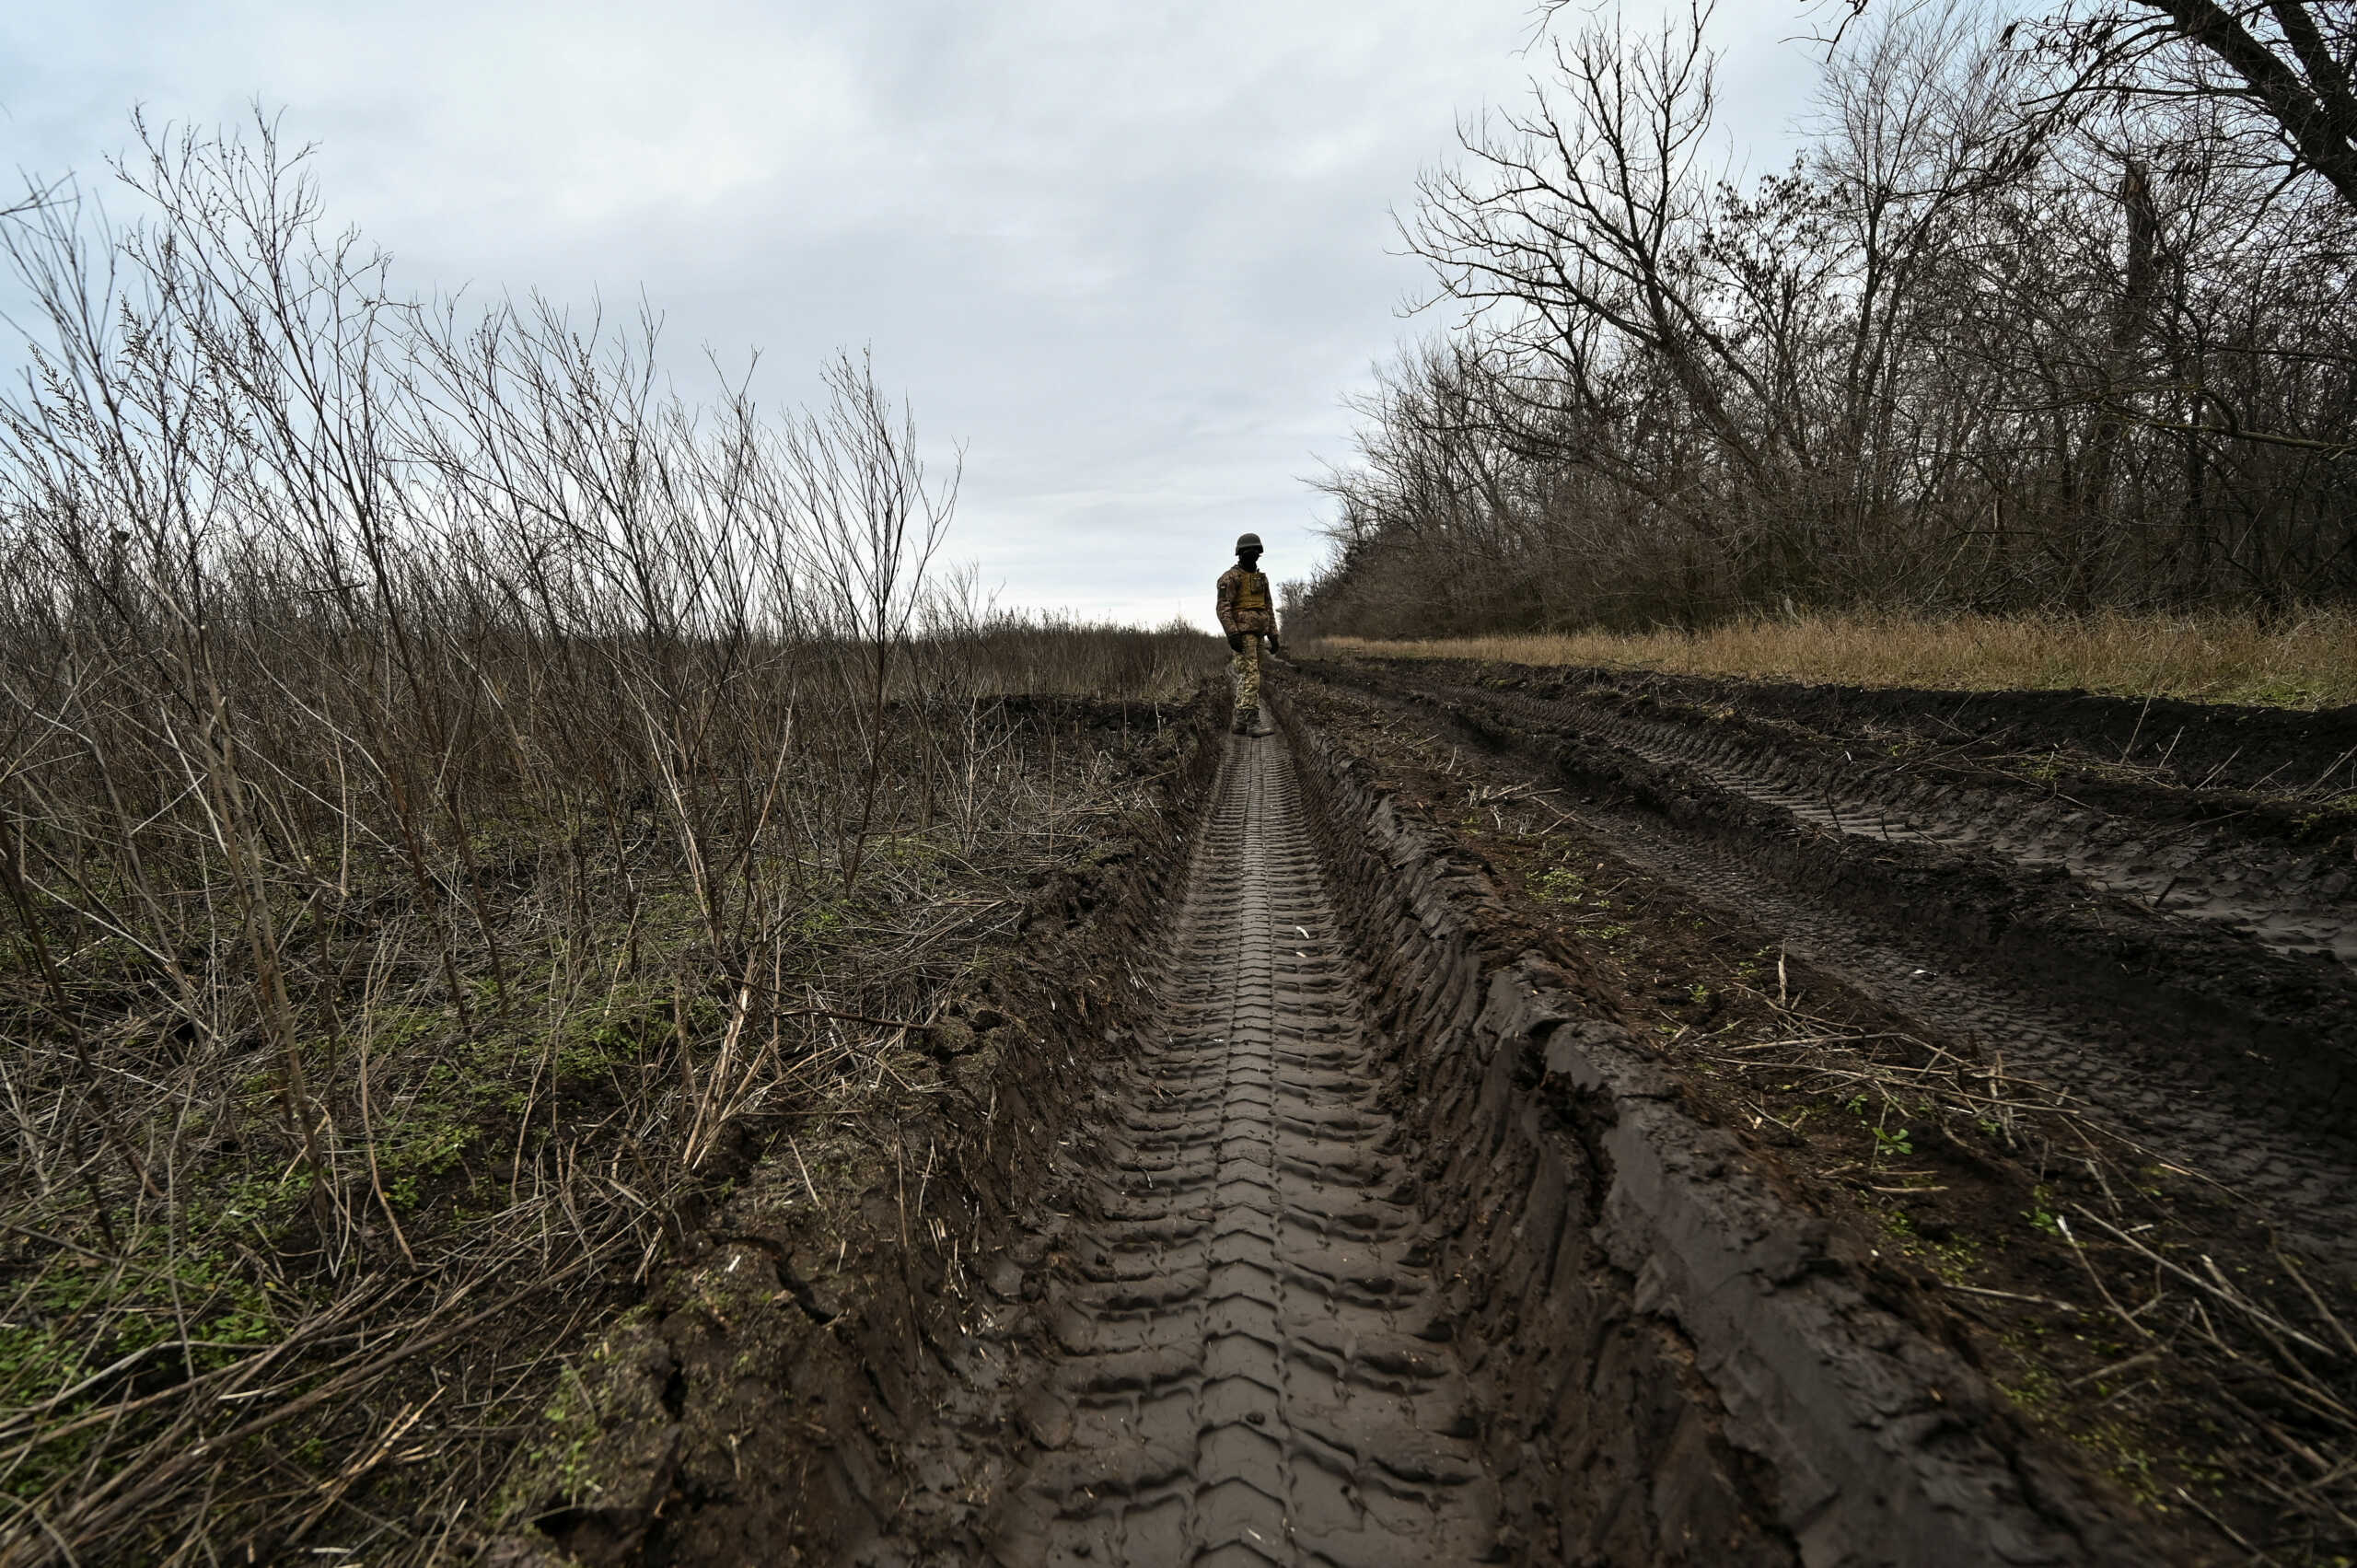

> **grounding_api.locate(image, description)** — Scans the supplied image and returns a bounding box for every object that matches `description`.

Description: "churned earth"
[1272,657,2357,1564]
[503,666,2356,1568]
[1297,657,2357,1273]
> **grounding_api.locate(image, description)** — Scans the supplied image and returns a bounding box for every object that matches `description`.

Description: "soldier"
[1215,532,1283,735]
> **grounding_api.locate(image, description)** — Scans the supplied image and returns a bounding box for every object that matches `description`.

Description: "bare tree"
[1297,0,2357,638]
[2044,2,2357,208]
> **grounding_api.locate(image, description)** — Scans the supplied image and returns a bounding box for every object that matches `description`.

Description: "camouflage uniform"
[1215,560,1276,725]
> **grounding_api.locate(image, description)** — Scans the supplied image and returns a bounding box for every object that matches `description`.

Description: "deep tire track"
[1550,785,2357,1265]
[983,731,1499,1567]
[1439,681,2357,963]
[1298,673,2357,1276]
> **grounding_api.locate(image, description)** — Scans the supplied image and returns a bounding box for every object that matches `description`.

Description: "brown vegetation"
[1310,607,2357,706]
[0,120,1220,1563]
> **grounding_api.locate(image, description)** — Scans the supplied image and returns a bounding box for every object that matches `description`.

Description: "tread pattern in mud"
[987,734,1498,1567]
[1440,682,2357,963]
[1572,793,2357,1258]
[1300,672,2357,1276]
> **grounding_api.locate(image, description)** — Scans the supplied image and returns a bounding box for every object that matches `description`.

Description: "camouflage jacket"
[1215,566,1275,634]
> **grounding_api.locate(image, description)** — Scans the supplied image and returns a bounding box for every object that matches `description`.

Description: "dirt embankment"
[1571,667,2357,800]
[493,697,1227,1567]
[1447,675,2357,959]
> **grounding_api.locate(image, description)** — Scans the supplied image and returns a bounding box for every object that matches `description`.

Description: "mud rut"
[979,731,1499,1566]
[1319,670,2357,1275]
[1437,681,2355,963]
[1532,769,2357,1263]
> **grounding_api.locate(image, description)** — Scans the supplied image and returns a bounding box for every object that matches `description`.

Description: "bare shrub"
[0,116,1217,1563]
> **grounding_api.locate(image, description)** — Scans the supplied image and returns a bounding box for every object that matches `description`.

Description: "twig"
[1937,1282,2082,1312]
[286,1389,440,1541]
[2076,1209,2340,1363]
[2055,1214,2153,1342]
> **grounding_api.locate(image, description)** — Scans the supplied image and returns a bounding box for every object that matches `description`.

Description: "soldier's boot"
[1232,707,1258,735]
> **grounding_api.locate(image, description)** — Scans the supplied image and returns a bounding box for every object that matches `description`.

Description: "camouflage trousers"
[1230,633,1264,715]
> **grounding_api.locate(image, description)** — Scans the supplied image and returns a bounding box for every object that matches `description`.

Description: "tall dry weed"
[0,117,1220,1563]
[1314,610,2357,709]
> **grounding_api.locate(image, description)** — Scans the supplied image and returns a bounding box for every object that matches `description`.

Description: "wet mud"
[966,731,1497,1564]
[1271,707,2159,1566]
[1366,663,2357,962]
[1555,668,2357,801]
[1297,659,2357,1276]
[513,672,2346,1566]
[862,714,2164,1566]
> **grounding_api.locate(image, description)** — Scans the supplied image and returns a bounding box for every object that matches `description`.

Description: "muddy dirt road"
[867,703,2179,1568]
[522,675,2353,1567]
[906,731,1502,1565]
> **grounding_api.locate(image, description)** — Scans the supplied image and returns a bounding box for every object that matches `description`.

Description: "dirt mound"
[1436,676,2357,959]
[1280,665,2357,1560]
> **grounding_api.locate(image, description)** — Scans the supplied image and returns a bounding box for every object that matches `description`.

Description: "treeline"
[1294,0,2357,637]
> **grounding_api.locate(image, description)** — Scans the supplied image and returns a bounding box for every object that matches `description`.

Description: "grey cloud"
[2,0,1820,625]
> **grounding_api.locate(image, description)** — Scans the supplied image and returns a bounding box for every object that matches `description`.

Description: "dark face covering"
[1240,552,1261,570]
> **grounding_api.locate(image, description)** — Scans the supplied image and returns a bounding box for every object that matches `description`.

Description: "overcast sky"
[3,0,1826,628]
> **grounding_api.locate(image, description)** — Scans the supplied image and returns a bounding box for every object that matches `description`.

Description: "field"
[1310,610,2357,710]
[0,129,1245,1562]
[8,88,2357,1568]
[11,617,2355,1565]
[0,616,1220,1563]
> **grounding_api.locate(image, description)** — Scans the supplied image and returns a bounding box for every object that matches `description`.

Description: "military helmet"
[1236,532,1263,553]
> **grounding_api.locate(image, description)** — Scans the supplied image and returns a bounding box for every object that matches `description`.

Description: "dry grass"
[1311,610,2357,709]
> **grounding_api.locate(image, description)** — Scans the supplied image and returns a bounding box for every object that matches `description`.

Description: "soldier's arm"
[1214,569,1239,635]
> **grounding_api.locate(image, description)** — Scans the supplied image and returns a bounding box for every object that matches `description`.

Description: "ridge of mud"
[1431,677,2357,963]
[1273,697,2167,1565]
[1373,659,2357,803]
[1306,661,2357,1147]
[1278,673,2357,1561]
